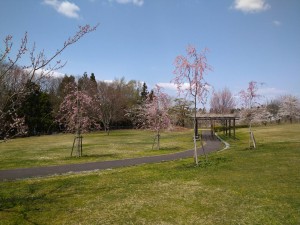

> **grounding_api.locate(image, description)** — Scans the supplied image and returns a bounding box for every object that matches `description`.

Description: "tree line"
[0,68,137,137]
[211,84,300,125]
[0,66,190,141]
[1,66,299,141]
[1,28,299,144]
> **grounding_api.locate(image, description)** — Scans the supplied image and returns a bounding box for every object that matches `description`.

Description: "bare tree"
[96,81,115,135]
[96,78,141,134]
[172,45,212,165]
[210,87,235,114]
[0,24,98,141]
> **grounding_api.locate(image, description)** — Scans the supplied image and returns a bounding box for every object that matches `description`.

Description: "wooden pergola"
[193,113,239,138]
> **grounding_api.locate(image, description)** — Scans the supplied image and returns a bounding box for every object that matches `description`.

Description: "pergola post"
[233,118,236,138]
[229,119,232,137]
[193,114,239,138]
[210,119,214,138]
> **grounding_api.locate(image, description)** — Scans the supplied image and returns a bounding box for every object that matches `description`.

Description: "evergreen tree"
[90,73,96,83]
[19,82,54,135]
[90,72,97,91]
[170,98,192,127]
[57,75,76,99]
[78,72,89,91]
[140,82,149,102]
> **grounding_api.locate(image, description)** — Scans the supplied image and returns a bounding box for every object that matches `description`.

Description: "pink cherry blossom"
[172,45,212,165]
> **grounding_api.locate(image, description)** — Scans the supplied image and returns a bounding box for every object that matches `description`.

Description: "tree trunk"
[71,133,83,157]
[71,86,83,157]
[152,130,160,150]
[193,97,198,166]
[106,125,110,136]
[158,132,160,150]
[103,121,110,135]
[249,122,256,149]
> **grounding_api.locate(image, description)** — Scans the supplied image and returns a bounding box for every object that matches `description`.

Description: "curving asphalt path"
[0,131,223,181]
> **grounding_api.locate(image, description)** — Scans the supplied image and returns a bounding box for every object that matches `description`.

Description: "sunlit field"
[0,129,194,169]
[0,124,299,224]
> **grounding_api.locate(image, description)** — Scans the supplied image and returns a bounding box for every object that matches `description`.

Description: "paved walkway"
[0,131,223,181]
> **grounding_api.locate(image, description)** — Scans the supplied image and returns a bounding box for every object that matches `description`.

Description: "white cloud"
[157,82,193,92]
[50,70,65,77]
[24,68,65,77]
[44,0,80,19]
[157,82,212,94]
[258,87,286,99]
[103,79,113,83]
[110,0,144,7]
[233,0,270,13]
[157,82,178,91]
[273,20,282,26]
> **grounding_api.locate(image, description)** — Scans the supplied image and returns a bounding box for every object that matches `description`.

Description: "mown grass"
[0,124,299,224]
[0,129,194,169]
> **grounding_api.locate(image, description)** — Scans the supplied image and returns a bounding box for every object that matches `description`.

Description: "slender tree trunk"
[71,85,83,157]
[193,96,198,166]
[106,124,110,136]
[249,122,251,149]
[157,131,160,150]
[71,138,76,156]
[152,135,156,150]
[77,132,81,156]
[152,130,160,150]
[249,121,256,149]
[103,121,110,135]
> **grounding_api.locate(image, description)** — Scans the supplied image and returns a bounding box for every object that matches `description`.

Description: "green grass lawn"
[0,124,299,224]
[0,129,194,169]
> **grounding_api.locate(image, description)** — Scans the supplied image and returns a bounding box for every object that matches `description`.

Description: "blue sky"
[1,0,300,101]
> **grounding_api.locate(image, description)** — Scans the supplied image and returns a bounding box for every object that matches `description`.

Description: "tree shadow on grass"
[82,153,118,158]
[0,183,66,225]
[0,195,45,225]
[157,146,182,151]
[64,153,118,160]
[175,156,231,170]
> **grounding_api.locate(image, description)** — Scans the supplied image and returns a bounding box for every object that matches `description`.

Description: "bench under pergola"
[193,113,239,138]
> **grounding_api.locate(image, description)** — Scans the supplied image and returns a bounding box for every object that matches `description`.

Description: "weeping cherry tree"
[172,45,212,165]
